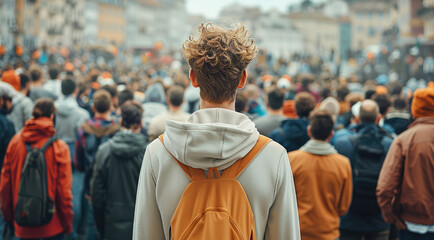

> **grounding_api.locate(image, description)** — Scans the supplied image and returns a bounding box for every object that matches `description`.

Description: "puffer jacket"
[0,117,73,239]
[269,117,310,152]
[377,117,434,225]
[91,130,147,240]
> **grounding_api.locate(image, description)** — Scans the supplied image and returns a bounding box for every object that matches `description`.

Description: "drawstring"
[207,167,220,179]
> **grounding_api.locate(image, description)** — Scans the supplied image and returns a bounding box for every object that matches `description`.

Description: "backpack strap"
[158,134,271,181]
[41,136,58,152]
[221,135,271,179]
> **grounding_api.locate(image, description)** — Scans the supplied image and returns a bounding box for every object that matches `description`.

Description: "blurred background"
[0,0,433,82]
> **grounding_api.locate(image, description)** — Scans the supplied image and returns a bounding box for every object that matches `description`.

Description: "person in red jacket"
[0,98,73,240]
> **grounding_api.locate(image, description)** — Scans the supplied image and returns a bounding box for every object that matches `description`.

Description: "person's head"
[411,85,434,118]
[337,85,350,102]
[267,88,284,111]
[167,85,185,108]
[245,84,260,100]
[300,74,315,89]
[49,66,60,80]
[307,110,334,142]
[183,23,257,104]
[392,97,407,110]
[374,94,391,116]
[320,87,331,100]
[319,97,340,121]
[118,89,134,107]
[294,92,316,118]
[235,93,248,113]
[1,69,20,91]
[0,82,15,114]
[365,89,376,100]
[92,89,112,115]
[101,85,118,108]
[120,102,143,131]
[20,73,30,92]
[61,78,77,96]
[345,92,364,108]
[32,98,56,121]
[30,69,42,82]
[359,99,380,124]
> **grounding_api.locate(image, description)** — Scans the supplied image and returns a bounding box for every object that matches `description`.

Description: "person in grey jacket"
[55,78,90,154]
[6,74,33,132]
[91,102,147,240]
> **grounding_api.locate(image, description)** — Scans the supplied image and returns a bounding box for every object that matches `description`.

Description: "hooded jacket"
[289,140,352,240]
[133,108,300,240]
[0,117,73,238]
[142,83,167,129]
[334,123,394,232]
[7,90,33,133]
[55,96,90,143]
[91,130,147,240]
[269,117,310,152]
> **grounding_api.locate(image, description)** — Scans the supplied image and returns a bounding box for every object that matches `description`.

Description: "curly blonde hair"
[182,23,258,103]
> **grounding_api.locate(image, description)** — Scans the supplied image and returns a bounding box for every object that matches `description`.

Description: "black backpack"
[15,136,57,226]
[348,132,388,216]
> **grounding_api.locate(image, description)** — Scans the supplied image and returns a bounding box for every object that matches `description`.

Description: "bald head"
[359,100,379,123]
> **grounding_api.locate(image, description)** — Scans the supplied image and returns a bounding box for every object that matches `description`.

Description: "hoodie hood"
[281,118,309,140]
[22,117,56,143]
[300,140,337,155]
[55,96,78,117]
[144,82,166,104]
[110,131,147,158]
[162,108,259,170]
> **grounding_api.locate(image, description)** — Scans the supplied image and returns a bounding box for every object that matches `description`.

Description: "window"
[368,11,373,19]
[378,12,384,19]
[369,27,376,37]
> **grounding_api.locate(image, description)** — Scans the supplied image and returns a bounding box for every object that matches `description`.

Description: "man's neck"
[200,99,235,111]
[31,81,43,87]
[268,108,283,116]
[121,127,141,133]
[169,105,182,113]
[94,112,112,121]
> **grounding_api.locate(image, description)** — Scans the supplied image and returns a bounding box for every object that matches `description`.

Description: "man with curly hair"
[133,23,300,239]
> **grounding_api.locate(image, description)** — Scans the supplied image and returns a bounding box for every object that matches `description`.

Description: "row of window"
[357,11,389,20]
[357,25,383,37]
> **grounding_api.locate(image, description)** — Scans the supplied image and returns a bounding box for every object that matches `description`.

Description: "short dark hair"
[93,89,112,113]
[359,100,379,123]
[235,93,248,113]
[30,69,41,82]
[49,66,59,79]
[295,92,316,118]
[365,89,376,100]
[168,86,185,107]
[61,78,76,96]
[393,97,407,110]
[374,94,391,115]
[118,89,134,107]
[121,102,143,129]
[320,87,331,100]
[300,74,315,88]
[101,85,117,98]
[19,73,30,90]
[267,88,284,110]
[388,82,402,96]
[309,110,334,141]
[337,85,350,101]
[32,98,56,119]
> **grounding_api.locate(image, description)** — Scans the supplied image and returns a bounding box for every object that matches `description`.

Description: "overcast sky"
[186,0,321,19]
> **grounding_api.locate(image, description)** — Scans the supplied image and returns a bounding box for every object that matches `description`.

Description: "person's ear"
[91,105,96,114]
[238,70,247,89]
[376,114,382,124]
[50,113,54,120]
[189,69,199,88]
[326,130,334,142]
[307,125,312,138]
[119,118,123,127]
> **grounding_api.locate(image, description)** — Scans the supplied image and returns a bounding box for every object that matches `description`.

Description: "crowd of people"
[0,22,433,240]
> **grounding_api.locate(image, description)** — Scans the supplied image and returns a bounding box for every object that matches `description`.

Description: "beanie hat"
[1,69,20,91]
[411,84,434,118]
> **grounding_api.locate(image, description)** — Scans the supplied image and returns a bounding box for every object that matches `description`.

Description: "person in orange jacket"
[0,98,73,239]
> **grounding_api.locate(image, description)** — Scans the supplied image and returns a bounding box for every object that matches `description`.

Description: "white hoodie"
[133,108,300,240]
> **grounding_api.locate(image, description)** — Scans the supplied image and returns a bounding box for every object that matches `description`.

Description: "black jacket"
[91,130,147,240]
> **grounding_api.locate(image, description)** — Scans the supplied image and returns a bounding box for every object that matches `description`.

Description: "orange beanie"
[1,70,20,91]
[411,84,434,118]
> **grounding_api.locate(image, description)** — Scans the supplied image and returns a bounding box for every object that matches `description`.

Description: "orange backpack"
[159,135,271,240]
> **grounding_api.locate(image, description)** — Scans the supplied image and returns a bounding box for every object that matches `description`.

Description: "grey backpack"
[15,136,57,226]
